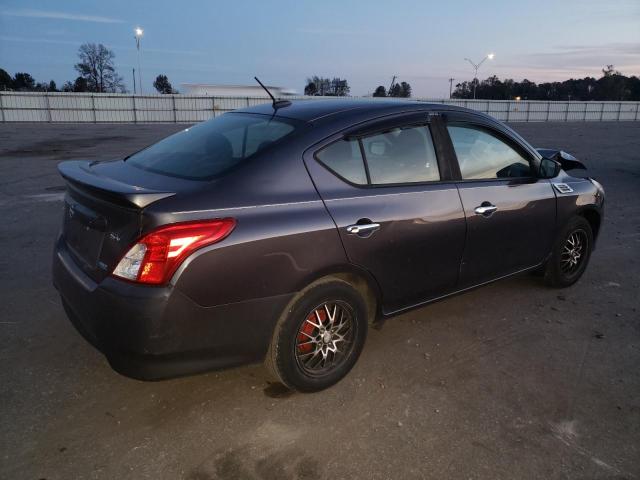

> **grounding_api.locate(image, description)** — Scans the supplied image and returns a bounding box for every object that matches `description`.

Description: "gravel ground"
[0,121,638,480]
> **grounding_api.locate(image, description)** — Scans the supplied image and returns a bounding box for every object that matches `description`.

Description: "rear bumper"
[52,236,293,380]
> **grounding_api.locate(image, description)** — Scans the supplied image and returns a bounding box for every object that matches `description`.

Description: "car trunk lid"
[58,160,177,282]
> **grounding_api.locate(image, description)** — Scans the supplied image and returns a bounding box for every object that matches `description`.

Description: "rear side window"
[316,124,440,186]
[127,113,299,180]
[447,125,531,179]
[316,139,368,185]
[362,126,439,184]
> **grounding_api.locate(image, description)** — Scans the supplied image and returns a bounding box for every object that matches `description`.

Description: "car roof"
[235,99,479,123]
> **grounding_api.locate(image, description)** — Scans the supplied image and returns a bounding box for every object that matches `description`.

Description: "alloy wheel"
[294,301,356,376]
[560,229,588,275]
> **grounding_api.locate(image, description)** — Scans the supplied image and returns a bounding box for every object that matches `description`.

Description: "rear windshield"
[127,113,300,180]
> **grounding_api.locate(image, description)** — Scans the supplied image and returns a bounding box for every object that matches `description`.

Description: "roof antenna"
[254,76,291,110]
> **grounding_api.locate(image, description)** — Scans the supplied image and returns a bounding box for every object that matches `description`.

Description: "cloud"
[295,27,369,36]
[487,42,640,81]
[0,35,81,47]
[578,0,640,21]
[0,8,124,24]
[0,36,203,57]
[133,47,204,57]
[527,42,640,60]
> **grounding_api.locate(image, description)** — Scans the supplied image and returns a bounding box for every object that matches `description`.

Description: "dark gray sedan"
[52,100,604,392]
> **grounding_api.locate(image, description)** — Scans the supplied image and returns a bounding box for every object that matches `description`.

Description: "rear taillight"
[112,218,236,285]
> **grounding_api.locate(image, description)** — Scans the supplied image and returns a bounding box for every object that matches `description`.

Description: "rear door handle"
[346,223,380,235]
[474,203,498,217]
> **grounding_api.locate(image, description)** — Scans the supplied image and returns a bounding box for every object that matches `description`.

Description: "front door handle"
[474,203,498,217]
[346,223,381,235]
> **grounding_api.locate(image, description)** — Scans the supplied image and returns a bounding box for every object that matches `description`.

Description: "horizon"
[1,0,639,97]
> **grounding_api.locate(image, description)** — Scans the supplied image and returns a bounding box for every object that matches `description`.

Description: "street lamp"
[464,53,495,100]
[134,27,144,94]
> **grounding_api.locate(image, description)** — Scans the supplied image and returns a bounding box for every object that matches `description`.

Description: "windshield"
[127,113,300,180]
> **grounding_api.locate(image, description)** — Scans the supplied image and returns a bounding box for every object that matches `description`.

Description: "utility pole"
[388,75,397,96]
[448,78,455,99]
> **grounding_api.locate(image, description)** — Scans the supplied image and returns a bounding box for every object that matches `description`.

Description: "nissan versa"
[53,99,605,392]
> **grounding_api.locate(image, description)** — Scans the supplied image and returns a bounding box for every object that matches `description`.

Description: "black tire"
[265,279,368,392]
[544,216,593,288]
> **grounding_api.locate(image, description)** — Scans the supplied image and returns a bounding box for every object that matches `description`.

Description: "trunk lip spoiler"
[58,160,175,209]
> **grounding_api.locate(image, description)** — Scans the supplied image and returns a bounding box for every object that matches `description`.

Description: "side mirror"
[539,158,561,179]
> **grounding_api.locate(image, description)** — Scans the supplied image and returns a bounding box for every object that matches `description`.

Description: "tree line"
[1,43,177,94]
[304,76,351,96]
[372,81,412,98]
[303,76,413,97]
[4,48,637,101]
[453,66,640,101]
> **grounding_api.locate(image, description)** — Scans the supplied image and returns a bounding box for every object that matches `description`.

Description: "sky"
[0,0,638,97]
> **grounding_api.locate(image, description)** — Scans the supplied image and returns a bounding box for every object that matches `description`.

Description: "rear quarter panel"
[171,200,347,306]
[143,133,351,308]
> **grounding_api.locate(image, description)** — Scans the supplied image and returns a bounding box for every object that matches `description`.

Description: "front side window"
[127,113,298,180]
[362,126,440,184]
[447,125,531,180]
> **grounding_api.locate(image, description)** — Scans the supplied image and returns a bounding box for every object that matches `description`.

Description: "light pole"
[134,27,144,94]
[464,53,494,99]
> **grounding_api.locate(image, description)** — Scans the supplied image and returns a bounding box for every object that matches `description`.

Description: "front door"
[304,115,466,313]
[444,116,556,287]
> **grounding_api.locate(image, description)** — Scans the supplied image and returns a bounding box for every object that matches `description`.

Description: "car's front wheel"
[544,216,594,288]
[265,279,368,392]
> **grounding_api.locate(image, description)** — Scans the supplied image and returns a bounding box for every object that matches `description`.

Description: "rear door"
[443,113,556,287]
[304,113,466,314]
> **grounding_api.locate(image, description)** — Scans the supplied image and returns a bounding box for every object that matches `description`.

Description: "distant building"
[181,84,296,97]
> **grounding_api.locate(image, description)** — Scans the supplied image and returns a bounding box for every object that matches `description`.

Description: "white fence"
[1,92,639,123]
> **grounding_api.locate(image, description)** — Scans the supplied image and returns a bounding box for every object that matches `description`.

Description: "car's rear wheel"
[544,216,593,288]
[265,279,368,392]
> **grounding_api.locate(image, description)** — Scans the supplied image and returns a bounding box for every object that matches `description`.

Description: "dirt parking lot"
[1,121,639,480]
